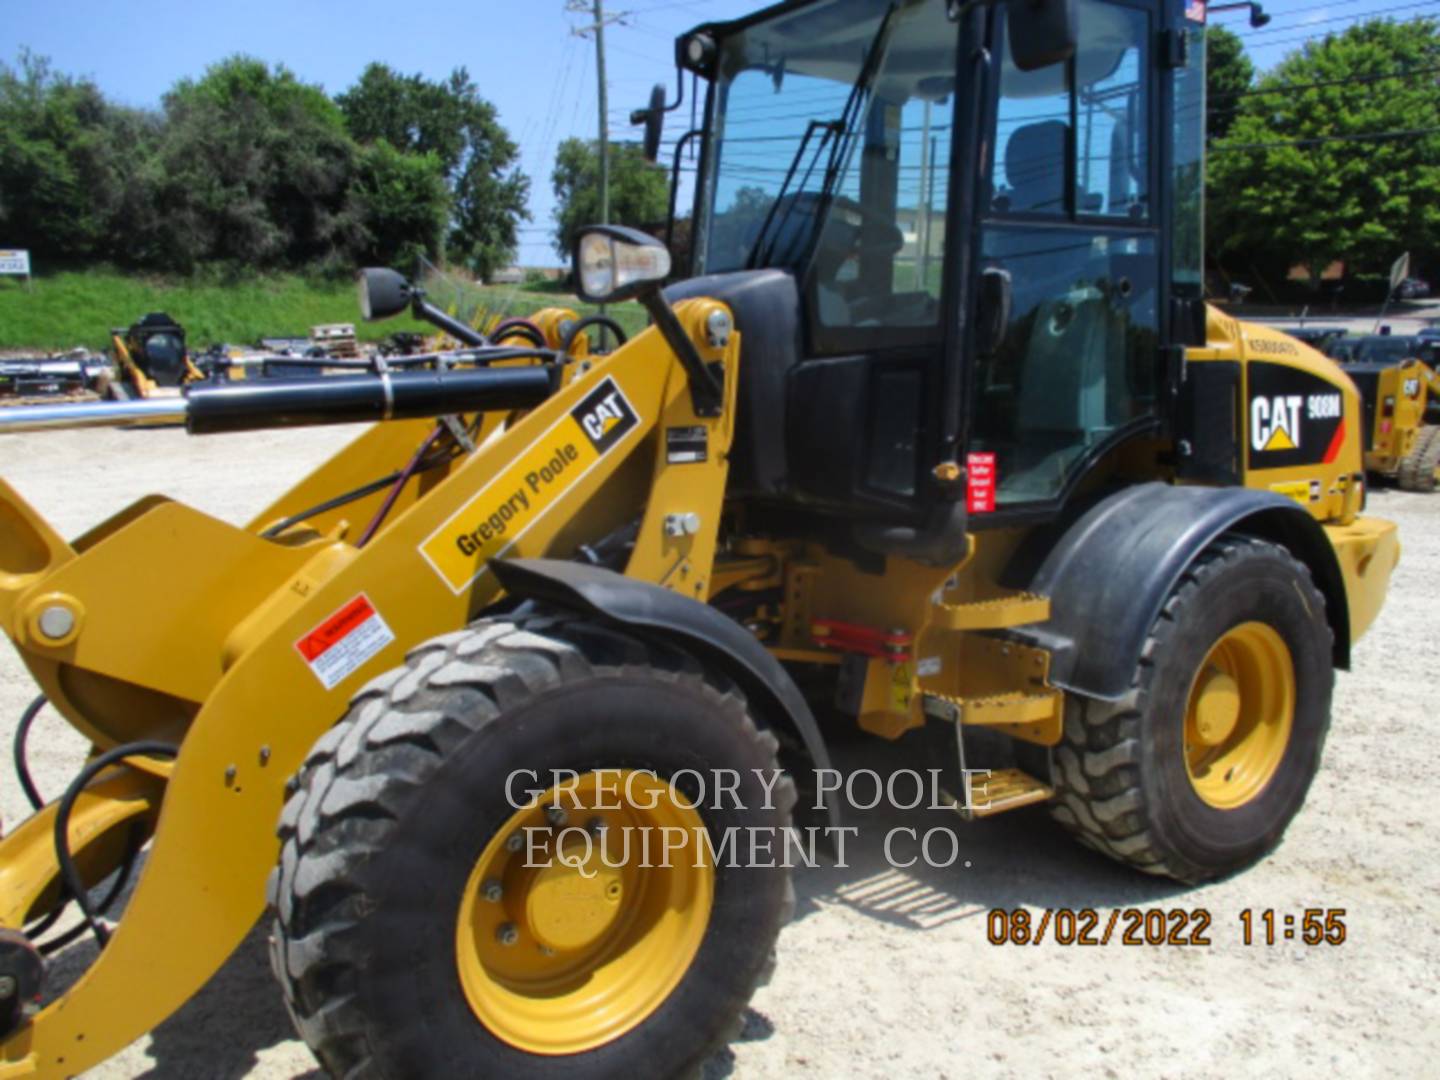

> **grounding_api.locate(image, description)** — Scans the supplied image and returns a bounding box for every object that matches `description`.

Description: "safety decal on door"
[296,593,396,690]
[967,453,997,513]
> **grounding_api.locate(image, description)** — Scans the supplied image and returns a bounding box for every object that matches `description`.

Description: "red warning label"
[967,452,997,514]
[296,594,395,690]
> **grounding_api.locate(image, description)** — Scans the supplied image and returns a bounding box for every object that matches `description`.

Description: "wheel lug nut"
[586,816,605,834]
[496,923,519,946]
[482,879,503,903]
[505,831,524,852]
[545,806,568,827]
[538,945,555,957]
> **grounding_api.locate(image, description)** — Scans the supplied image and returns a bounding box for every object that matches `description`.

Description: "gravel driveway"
[0,423,1434,1079]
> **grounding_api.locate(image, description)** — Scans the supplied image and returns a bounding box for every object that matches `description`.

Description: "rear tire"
[269,611,795,1079]
[1049,536,1333,884]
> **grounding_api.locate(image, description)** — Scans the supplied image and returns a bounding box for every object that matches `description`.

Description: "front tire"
[269,612,794,1079]
[1050,536,1333,883]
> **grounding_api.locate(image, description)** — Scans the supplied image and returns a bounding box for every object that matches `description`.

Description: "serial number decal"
[419,377,640,593]
[987,908,1213,946]
[1248,336,1300,357]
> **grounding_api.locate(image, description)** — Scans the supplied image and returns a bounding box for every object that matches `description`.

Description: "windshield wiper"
[746,118,842,270]
[747,2,901,271]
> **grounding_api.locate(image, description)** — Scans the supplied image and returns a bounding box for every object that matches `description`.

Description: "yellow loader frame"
[0,298,737,1077]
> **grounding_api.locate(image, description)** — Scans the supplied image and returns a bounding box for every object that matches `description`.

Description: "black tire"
[1397,425,1440,492]
[268,611,795,1080]
[1049,536,1334,884]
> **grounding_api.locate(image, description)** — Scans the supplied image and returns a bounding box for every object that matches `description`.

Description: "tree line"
[1206,18,1440,298]
[0,52,529,279]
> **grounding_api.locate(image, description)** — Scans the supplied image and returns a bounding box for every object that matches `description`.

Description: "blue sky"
[2,0,1426,267]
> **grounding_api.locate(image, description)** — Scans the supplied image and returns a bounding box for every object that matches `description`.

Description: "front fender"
[490,558,839,830]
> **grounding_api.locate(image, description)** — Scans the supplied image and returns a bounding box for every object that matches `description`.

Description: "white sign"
[1390,252,1411,293]
[0,250,30,276]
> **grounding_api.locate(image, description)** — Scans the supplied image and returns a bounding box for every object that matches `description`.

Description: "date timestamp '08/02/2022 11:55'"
[986,908,1349,947]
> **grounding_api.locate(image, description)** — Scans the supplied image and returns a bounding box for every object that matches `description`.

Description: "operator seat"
[1002,120,1067,213]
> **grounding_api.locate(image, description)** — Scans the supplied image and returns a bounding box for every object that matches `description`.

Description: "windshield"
[696,0,958,334]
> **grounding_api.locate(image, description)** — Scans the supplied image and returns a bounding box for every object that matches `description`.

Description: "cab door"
[968,0,1166,515]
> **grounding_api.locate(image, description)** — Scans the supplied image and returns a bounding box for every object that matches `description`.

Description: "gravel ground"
[0,423,1436,1079]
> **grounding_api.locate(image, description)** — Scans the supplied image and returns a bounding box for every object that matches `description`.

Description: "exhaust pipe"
[0,367,558,436]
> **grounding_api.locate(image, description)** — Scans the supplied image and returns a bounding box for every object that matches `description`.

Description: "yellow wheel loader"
[0,1,1399,1076]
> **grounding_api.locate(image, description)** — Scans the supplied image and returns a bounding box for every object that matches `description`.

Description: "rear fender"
[1013,483,1352,701]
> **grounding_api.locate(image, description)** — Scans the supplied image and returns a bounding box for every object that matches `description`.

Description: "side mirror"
[976,268,1013,356]
[1007,0,1077,73]
[631,84,667,164]
[357,268,414,322]
[574,225,672,304]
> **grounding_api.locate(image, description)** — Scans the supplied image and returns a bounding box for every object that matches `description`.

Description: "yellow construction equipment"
[1343,356,1440,491]
[0,1,1399,1076]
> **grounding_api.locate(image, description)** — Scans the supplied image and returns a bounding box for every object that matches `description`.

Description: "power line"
[1241,0,1440,38]
[1211,63,1440,101]
[1213,124,1440,150]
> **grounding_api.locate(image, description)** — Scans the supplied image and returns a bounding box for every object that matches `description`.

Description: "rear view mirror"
[357,268,414,322]
[642,84,666,163]
[976,268,1013,356]
[1008,0,1077,72]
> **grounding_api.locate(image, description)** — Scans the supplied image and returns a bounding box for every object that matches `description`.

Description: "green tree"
[350,141,449,271]
[154,56,361,271]
[551,138,669,259]
[0,51,157,262]
[1205,25,1254,145]
[1208,18,1440,281]
[338,64,529,279]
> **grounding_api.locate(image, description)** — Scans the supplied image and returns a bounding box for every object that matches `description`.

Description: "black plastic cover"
[666,270,802,496]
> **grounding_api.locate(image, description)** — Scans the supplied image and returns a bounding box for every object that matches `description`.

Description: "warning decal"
[296,594,396,690]
[420,376,641,594]
[967,452,997,513]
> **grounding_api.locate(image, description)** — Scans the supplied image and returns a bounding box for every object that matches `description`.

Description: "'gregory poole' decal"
[420,377,640,594]
[1246,361,1346,470]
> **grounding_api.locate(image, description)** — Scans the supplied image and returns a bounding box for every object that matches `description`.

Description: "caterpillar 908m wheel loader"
[0,0,1399,1076]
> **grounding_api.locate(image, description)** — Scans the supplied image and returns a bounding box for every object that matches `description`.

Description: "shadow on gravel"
[788,736,1189,931]
[134,924,323,1080]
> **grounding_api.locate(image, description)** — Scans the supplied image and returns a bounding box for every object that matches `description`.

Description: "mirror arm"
[411,296,489,348]
[640,290,723,417]
[666,129,703,259]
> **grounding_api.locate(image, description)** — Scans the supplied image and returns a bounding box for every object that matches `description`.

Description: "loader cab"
[677,0,1206,542]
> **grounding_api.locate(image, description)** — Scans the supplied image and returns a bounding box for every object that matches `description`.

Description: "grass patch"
[0,270,648,353]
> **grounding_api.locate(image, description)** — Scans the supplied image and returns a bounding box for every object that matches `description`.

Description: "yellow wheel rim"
[456,770,714,1055]
[1183,622,1295,809]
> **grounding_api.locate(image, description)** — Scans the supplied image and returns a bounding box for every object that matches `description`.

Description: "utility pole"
[567,0,626,226]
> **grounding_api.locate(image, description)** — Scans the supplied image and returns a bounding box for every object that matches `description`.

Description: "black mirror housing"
[357,268,414,322]
[642,84,666,163]
[1008,0,1078,72]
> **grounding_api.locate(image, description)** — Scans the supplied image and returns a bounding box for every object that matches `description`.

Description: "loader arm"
[0,298,739,1078]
